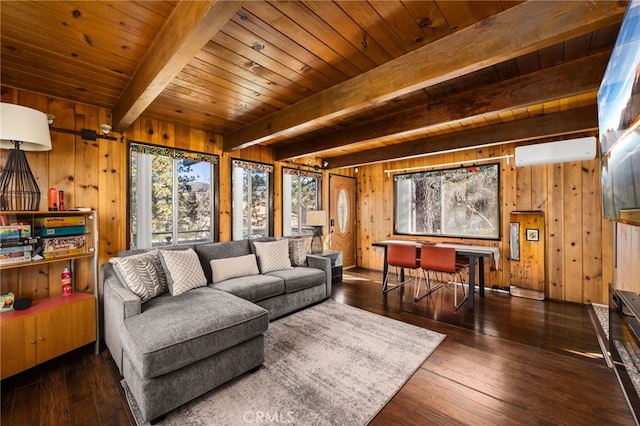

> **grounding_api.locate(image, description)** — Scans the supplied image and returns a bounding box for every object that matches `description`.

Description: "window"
[129,143,218,249]
[394,164,500,239]
[282,168,322,236]
[231,159,273,240]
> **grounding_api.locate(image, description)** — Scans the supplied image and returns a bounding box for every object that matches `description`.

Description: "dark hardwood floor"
[1,267,634,425]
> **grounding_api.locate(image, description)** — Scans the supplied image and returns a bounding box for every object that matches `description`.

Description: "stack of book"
[36,216,87,258]
[0,224,35,265]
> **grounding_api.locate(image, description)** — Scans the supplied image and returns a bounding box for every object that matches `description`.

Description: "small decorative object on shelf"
[61,268,72,296]
[48,187,57,211]
[0,293,14,313]
[58,190,65,211]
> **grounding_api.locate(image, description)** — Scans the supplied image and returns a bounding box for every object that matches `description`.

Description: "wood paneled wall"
[2,87,637,305]
[0,87,321,300]
[353,144,617,304]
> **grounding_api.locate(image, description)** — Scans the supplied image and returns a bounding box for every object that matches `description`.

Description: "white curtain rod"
[384,154,514,177]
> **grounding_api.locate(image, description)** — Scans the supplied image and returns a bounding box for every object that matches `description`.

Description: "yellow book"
[36,216,86,228]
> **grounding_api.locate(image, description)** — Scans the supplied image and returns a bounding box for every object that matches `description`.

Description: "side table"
[315,250,342,283]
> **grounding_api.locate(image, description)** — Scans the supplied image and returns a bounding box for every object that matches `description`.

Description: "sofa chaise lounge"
[102,238,331,422]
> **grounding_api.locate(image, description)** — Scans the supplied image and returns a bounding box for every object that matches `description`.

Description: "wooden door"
[329,174,356,268]
[509,211,545,300]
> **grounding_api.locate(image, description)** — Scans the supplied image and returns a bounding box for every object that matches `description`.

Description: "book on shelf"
[36,216,86,228]
[40,235,86,252]
[0,225,31,241]
[0,246,33,265]
[36,226,86,237]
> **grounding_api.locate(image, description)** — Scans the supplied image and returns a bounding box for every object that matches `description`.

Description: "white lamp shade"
[305,210,327,226]
[0,103,52,151]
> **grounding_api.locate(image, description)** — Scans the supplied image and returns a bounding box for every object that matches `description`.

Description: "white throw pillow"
[159,249,207,296]
[288,238,308,267]
[210,254,259,283]
[109,250,168,303]
[253,239,293,273]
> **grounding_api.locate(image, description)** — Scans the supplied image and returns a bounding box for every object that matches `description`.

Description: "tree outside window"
[282,168,322,236]
[232,159,273,240]
[394,164,500,239]
[129,143,218,249]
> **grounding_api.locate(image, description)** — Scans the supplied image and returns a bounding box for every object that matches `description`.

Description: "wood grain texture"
[112,1,245,132]
[356,143,610,304]
[225,1,624,150]
[276,52,609,161]
[1,270,633,425]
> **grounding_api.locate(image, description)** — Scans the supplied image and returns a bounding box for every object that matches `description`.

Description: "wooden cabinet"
[0,210,99,379]
[0,294,96,379]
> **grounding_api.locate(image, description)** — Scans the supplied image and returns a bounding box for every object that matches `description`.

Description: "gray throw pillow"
[210,254,259,283]
[159,248,207,296]
[109,250,168,302]
[253,239,293,273]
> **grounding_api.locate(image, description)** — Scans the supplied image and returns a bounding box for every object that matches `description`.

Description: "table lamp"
[306,210,326,254]
[0,103,52,210]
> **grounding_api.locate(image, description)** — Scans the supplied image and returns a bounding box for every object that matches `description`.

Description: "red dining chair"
[384,244,420,293]
[416,245,469,310]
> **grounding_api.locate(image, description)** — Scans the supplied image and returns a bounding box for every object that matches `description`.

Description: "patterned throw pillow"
[288,238,308,267]
[109,250,168,303]
[253,239,293,273]
[159,248,207,296]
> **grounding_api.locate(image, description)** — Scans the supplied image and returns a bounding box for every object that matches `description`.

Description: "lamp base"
[0,148,41,211]
[310,227,323,254]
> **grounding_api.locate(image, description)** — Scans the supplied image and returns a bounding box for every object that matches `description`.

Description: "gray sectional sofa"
[101,238,331,423]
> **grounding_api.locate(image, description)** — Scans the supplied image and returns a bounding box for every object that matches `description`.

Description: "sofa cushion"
[211,274,285,302]
[159,248,207,296]
[194,240,251,283]
[288,238,308,267]
[266,267,325,293]
[210,254,259,284]
[122,287,268,379]
[253,240,293,273]
[109,250,167,303]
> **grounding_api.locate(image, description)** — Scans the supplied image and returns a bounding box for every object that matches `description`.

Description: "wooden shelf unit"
[0,210,99,379]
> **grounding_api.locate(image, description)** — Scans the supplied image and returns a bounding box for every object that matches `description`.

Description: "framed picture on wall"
[526,228,539,241]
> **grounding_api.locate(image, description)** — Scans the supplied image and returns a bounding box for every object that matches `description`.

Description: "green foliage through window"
[282,168,322,236]
[129,143,218,249]
[232,159,273,240]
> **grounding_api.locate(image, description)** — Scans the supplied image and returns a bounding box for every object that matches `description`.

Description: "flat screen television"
[598,0,640,225]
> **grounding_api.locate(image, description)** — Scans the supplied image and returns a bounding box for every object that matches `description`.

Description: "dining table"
[372,240,500,310]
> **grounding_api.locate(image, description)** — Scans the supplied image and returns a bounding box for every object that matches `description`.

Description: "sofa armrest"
[101,262,142,374]
[305,254,332,298]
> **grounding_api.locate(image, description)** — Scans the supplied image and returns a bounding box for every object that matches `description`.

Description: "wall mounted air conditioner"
[515,136,596,167]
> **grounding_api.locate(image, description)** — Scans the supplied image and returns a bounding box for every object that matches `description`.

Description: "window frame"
[126,140,219,249]
[230,158,274,240]
[281,167,323,237]
[393,163,501,240]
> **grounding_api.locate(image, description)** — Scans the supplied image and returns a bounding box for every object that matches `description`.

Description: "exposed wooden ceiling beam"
[325,106,598,168]
[276,51,610,161]
[224,1,624,151]
[112,0,245,133]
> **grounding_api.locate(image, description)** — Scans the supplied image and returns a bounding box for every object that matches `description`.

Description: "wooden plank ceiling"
[0,1,627,168]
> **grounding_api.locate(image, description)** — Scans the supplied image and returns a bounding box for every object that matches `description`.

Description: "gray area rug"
[122,299,445,425]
